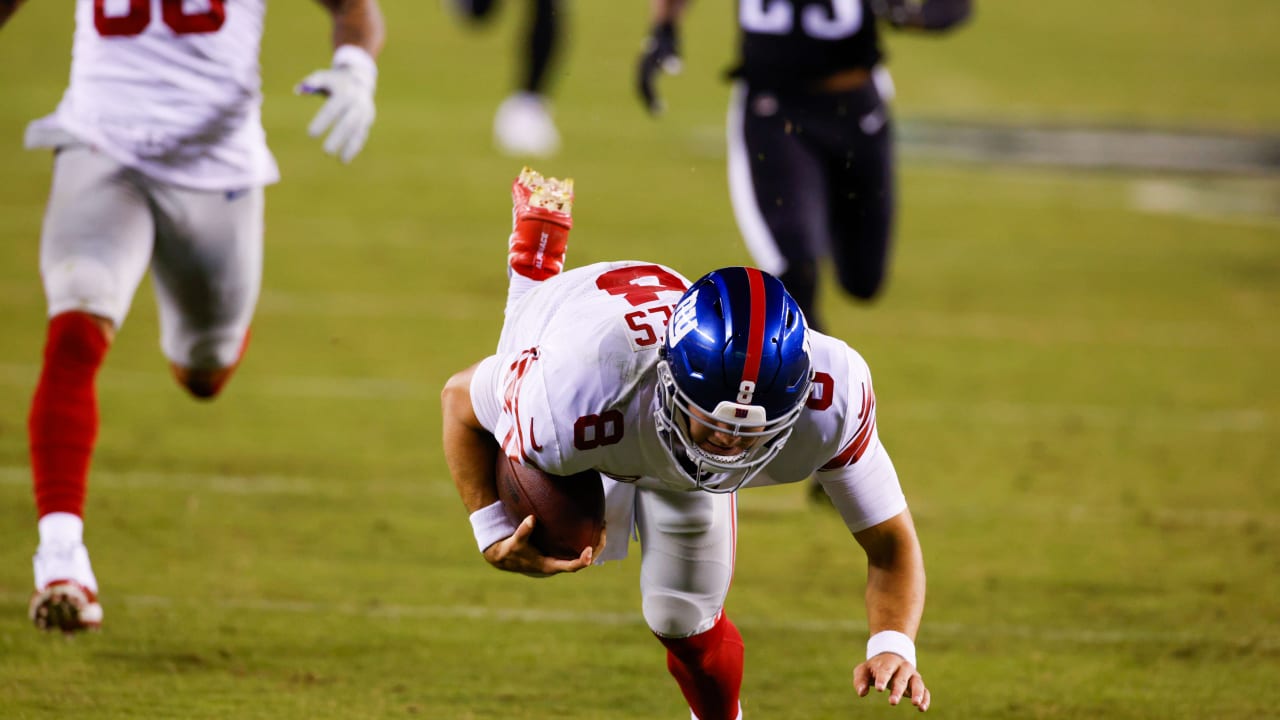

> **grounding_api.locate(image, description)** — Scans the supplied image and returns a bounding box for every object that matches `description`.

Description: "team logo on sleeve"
[668,289,699,347]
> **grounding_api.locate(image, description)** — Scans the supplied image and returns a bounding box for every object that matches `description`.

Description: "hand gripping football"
[495,453,605,560]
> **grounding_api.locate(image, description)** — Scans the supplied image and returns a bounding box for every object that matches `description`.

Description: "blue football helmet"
[656,267,812,492]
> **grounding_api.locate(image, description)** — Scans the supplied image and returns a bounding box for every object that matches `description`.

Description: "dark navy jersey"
[734,0,883,89]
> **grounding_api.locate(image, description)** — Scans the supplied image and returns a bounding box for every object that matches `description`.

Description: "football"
[494,452,605,560]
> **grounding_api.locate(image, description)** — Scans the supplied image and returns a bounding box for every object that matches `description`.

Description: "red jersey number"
[595,265,688,307]
[95,0,226,37]
[573,411,625,451]
[806,371,835,411]
[598,265,685,347]
[623,306,674,347]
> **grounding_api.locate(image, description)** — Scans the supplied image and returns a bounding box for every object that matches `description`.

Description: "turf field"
[1,1,1277,718]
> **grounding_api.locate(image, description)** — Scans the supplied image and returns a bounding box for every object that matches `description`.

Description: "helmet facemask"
[655,358,809,493]
[655,267,813,493]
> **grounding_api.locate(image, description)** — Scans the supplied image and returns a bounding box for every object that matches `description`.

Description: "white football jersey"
[471,261,907,535]
[25,0,279,190]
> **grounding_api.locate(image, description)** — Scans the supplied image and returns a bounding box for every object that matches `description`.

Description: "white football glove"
[296,45,378,163]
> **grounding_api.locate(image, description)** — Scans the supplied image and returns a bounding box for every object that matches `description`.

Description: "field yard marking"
[1,591,1274,651]
[257,289,500,320]
[860,311,1280,350]
[929,500,1280,531]
[1131,179,1280,228]
[0,466,458,499]
[2,465,1276,527]
[894,121,1280,176]
[0,363,1272,435]
[0,362,428,399]
[246,375,429,399]
[889,399,1272,434]
[0,466,320,495]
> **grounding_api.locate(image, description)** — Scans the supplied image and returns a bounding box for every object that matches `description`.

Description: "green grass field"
[1,1,1278,718]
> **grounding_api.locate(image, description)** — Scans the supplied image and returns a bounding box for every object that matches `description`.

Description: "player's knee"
[836,267,886,301]
[653,514,715,535]
[44,257,123,324]
[643,593,716,638]
[454,0,498,21]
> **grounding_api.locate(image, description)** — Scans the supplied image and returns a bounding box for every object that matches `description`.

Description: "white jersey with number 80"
[26,0,278,191]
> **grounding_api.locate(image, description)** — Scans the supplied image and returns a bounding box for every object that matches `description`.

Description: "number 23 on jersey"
[740,0,864,39]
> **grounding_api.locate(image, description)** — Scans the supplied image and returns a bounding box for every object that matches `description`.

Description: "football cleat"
[30,543,102,633]
[508,166,574,281]
[493,92,561,158]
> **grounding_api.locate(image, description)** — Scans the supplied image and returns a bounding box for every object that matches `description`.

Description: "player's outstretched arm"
[0,0,28,28]
[298,0,386,162]
[441,364,594,578]
[851,510,931,712]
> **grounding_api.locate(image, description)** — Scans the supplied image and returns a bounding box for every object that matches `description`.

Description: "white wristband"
[333,44,378,84]
[470,500,518,553]
[866,630,917,668]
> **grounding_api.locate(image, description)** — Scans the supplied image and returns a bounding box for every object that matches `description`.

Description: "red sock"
[657,613,745,720]
[29,312,109,519]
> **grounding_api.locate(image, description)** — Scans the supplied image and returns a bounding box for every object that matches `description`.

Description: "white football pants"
[39,144,264,370]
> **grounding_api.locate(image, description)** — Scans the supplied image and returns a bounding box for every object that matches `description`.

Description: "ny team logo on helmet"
[656,267,812,492]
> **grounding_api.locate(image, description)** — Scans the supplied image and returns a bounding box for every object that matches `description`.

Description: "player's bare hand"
[854,653,930,712]
[588,522,607,561]
[482,515,595,577]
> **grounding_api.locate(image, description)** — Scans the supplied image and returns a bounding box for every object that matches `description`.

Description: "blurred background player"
[4,0,385,633]
[442,168,930,718]
[449,0,565,157]
[637,0,973,333]
[638,0,971,505]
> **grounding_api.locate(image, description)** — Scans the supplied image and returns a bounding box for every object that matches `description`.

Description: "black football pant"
[454,0,561,95]
[727,78,895,333]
